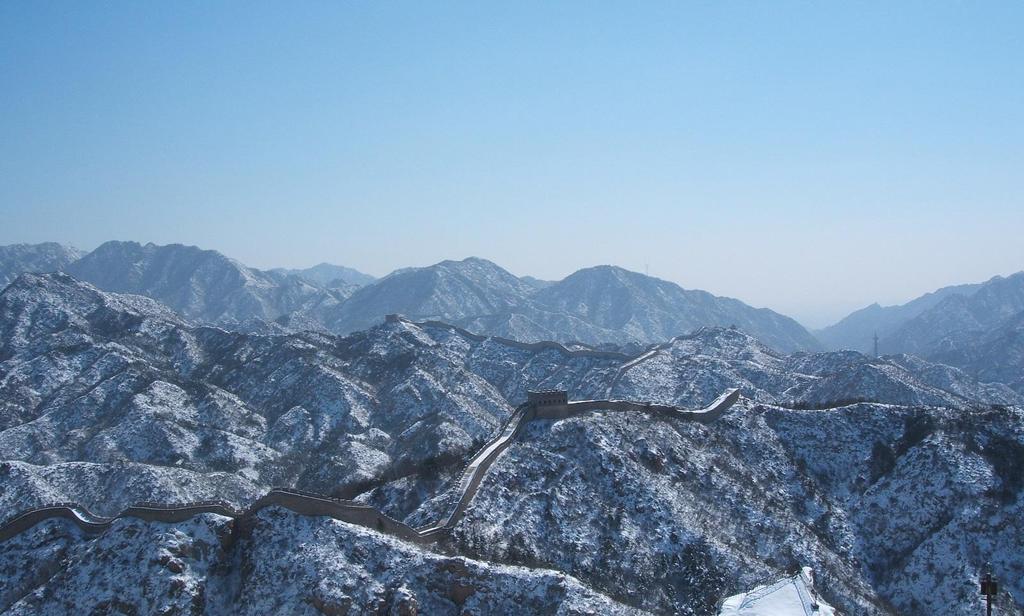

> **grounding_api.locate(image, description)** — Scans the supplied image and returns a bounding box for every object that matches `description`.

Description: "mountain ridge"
[0,242,823,353]
[330,259,822,353]
[816,274,1009,352]
[63,240,351,331]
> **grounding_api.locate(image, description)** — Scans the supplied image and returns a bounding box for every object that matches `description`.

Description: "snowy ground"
[719,568,836,616]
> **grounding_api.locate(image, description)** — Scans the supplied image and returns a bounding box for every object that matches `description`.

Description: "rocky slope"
[0,243,83,288]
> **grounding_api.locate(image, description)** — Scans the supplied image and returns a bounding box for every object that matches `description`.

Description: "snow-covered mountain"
[0,242,823,353]
[816,280,985,353]
[0,273,515,518]
[324,257,537,335]
[883,271,1024,355]
[272,262,376,288]
[817,271,1024,395]
[0,242,83,288]
[530,265,821,352]
[2,273,1022,615]
[939,309,1024,394]
[439,395,1023,615]
[64,240,350,331]
[331,259,821,353]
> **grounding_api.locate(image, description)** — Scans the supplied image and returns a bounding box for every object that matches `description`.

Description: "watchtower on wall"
[527,390,569,408]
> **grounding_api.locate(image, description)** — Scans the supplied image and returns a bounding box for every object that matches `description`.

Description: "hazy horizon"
[3,3,1023,328]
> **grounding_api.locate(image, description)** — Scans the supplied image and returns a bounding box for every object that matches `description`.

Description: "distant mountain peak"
[0,242,85,288]
[434,256,512,273]
[571,264,643,279]
[273,262,376,288]
[64,240,345,329]
[527,263,819,353]
[445,255,493,265]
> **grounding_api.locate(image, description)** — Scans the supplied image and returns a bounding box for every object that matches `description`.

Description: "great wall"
[0,388,740,546]
[0,314,740,546]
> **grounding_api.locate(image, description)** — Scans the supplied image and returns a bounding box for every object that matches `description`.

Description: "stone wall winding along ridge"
[0,389,740,545]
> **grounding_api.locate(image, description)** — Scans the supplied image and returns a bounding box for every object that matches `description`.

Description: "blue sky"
[2,2,1022,327]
